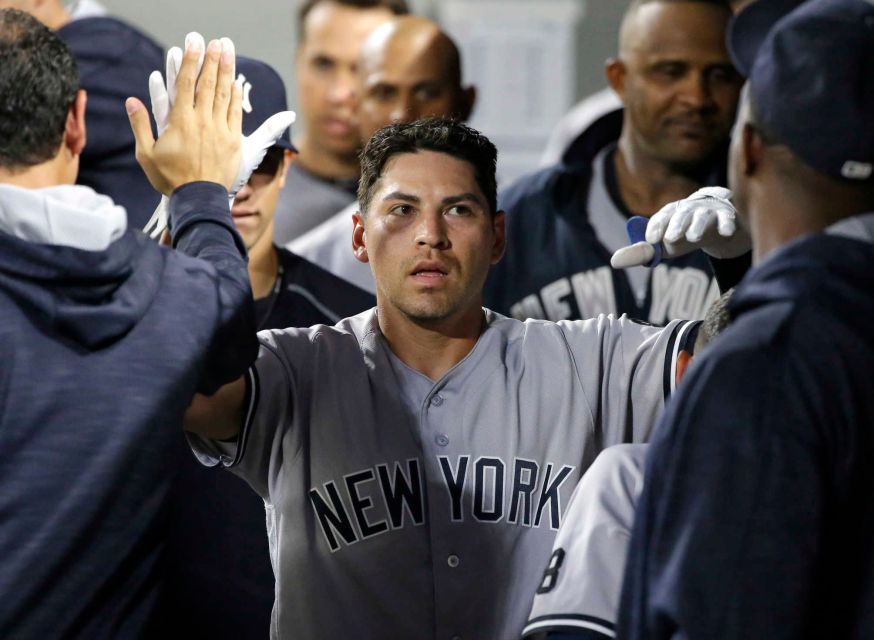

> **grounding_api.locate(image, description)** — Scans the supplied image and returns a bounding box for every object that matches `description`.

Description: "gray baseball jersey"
[188,309,696,639]
[523,444,647,639]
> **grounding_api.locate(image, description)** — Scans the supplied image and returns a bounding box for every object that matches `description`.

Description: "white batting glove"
[143,33,205,239]
[142,33,296,240]
[610,187,750,269]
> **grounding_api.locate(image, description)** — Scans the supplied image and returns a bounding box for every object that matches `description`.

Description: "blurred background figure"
[0,0,164,229]
[289,14,475,293]
[272,0,408,245]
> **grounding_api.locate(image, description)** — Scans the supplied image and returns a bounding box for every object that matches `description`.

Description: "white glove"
[143,33,205,239]
[610,186,750,269]
[142,33,297,240]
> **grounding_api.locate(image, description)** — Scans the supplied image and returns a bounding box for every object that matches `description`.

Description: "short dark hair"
[695,287,734,352]
[297,0,409,40]
[358,118,498,217]
[0,9,79,170]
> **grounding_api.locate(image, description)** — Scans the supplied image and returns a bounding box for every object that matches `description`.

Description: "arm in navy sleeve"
[168,181,258,394]
[618,346,826,639]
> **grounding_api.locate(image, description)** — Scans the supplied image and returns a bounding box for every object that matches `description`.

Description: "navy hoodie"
[618,214,874,639]
[0,182,257,638]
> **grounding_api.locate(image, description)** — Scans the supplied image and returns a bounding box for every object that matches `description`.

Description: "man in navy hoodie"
[619,1,874,637]
[0,12,272,638]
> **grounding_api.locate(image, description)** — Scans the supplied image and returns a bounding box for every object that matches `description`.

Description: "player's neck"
[747,180,868,265]
[248,234,279,300]
[614,138,704,217]
[0,155,75,190]
[376,301,486,381]
[294,133,360,181]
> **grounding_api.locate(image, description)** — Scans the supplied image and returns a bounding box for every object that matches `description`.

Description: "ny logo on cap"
[236,73,254,113]
[842,161,873,180]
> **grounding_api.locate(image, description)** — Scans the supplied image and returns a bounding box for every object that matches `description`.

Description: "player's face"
[231,148,292,251]
[612,2,742,169]
[295,2,395,158]
[354,151,505,324]
[357,41,469,142]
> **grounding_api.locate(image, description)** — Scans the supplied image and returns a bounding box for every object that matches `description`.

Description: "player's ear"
[65,89,87,158]
[490,209,506,264]
[742,123,765,177]
[675,350,693,387]
[605,58,627,98]
[352,210,369,263]
[277,150,295,189]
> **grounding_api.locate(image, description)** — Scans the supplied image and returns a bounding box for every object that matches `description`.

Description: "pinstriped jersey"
[189,308,697,639]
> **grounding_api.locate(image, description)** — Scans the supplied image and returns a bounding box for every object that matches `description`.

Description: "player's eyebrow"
[441,193,485,208]
[381,192,421,204]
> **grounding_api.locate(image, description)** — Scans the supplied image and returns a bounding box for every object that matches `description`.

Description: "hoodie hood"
[731,213,874,335]
[0,185,161,348]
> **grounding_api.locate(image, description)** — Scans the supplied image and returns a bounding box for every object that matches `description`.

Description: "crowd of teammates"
[0,0,873,639]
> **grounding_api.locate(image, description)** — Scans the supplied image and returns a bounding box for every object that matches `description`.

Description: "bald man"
[489,0,744,325]
[288,15,475,292]
[0,0,163,228]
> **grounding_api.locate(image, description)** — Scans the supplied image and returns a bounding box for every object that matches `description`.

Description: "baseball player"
[178,116,723,639]
[522,290,734,640]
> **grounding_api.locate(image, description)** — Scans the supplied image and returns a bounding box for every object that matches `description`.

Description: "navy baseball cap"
[235,56,297,152]
[728,0,874,181]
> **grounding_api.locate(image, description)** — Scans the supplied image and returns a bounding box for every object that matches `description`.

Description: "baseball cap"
[235,56,297,152]
[728,0,874,181]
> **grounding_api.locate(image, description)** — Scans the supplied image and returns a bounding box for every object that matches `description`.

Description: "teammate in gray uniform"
[182,118,700,639]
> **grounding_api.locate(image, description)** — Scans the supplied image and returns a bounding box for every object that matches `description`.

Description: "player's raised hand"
[127,36,242,196]
[611,187,751,269]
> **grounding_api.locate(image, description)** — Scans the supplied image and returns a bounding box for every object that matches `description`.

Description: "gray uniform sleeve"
[187,331,300,500]
[556,315,697,447]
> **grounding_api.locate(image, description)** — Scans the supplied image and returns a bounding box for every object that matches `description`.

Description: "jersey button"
[447,554,460,568]
[431,394,444,407]
[435,434,450,447]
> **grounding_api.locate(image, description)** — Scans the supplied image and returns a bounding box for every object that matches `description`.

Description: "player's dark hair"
[297,0,409,40]
[695,287,734,352]
[0,9,80,171]
[358,118,498,217]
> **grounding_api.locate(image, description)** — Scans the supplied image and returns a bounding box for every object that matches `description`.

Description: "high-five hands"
[611,187,751,269]
[139,33,296,239]
[128,36,242,201]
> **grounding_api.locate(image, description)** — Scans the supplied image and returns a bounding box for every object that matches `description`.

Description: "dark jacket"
[0,182,256,639]
[619,215,874,639]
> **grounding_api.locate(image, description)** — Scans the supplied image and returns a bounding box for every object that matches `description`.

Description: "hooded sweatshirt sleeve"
[168,182,258,394]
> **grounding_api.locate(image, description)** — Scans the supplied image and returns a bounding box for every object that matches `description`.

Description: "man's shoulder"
[58,16,162,60]
[499,162,593,218]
